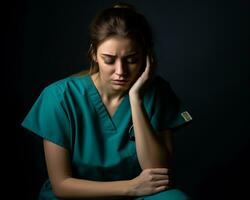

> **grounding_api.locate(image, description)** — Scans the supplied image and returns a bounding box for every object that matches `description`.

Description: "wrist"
[129,93,142,104]
[124,179,137,197]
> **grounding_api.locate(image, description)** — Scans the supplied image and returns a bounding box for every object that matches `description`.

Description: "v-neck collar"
[84,75,130,131]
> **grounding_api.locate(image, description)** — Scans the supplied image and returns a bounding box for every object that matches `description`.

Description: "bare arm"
[130,97,172,169]
[128,55,173,170]
[157,129,173,157]
[43,140,133,199]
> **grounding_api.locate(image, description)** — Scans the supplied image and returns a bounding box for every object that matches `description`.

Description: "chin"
[112,84,129,92]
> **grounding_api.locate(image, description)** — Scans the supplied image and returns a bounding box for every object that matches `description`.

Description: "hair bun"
[112,2,135,11]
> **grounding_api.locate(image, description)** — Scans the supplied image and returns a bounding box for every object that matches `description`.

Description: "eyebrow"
[101,52,138,57]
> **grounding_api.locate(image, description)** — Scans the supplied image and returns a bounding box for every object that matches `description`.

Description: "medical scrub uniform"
[21,74,193,200]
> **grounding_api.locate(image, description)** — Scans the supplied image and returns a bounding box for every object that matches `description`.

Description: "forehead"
[97,36,141,54]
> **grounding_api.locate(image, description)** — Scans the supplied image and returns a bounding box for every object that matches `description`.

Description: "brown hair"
[87,2,156,74]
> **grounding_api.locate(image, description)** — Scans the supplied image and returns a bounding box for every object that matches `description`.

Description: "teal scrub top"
[21,74,193,199]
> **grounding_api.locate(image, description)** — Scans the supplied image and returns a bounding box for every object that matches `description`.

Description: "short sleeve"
[150,78,193,132]
[21,85,71,149]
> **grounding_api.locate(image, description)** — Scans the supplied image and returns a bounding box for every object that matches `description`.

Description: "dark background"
[3,0,249,199]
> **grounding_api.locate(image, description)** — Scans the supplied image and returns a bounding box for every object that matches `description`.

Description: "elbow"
[139,152,171,170]
[51,180,69,199]
[140,160,170,170]
[52,185,64,198]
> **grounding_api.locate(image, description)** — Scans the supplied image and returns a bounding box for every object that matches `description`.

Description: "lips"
[113,79,128,82]
[112,79,129,85]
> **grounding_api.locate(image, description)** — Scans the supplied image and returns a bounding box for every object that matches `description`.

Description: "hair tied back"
[112,2,135,11]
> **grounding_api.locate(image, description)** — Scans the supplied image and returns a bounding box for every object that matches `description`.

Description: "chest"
[102,99,123,118]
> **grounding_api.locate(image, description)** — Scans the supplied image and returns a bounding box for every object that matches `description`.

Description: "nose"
[115,60,127,76]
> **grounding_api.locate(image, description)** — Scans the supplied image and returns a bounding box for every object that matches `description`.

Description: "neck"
[91,73,125,102]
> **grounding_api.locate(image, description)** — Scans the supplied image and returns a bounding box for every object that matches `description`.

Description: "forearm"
[130,96,170,169]
[54,177,133,199]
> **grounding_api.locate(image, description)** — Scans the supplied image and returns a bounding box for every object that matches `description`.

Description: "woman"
[22,2,193,200]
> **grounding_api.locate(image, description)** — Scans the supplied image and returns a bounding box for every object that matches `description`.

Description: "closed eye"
[102,56,115,64]
[101,52,139,65]
[126,56,138,64]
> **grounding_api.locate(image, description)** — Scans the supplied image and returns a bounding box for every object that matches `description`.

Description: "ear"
[89,43,97,62]
[92,53,97,63]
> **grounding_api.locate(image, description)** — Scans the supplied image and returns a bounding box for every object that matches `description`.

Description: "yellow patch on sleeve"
[181,111,193,122]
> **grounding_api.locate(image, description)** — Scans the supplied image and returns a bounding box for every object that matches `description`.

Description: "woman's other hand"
[128,168,171,197]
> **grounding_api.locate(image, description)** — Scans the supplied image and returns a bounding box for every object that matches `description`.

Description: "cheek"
[131,65,141,75]
[130,61,143,75]
[98,63,115,77]
[97,57,112,72]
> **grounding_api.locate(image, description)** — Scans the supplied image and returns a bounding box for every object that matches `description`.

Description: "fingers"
[146,168,171,187]
[154,185,171,194]
[142,56,151,76]
[146,56,153,71]
[151,174,169,181]
[153,179,170,187]
[154,179,172,193]
[146,55,150,68]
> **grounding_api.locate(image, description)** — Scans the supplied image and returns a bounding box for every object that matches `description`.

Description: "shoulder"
[147,75,171,93]
[41,74,89,100]
[143,75,172,104]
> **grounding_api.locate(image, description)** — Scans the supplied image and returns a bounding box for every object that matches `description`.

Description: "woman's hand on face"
[128,168,171,197]
[129,55,154,99]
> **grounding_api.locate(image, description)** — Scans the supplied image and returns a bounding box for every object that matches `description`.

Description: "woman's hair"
[87,2,156,74]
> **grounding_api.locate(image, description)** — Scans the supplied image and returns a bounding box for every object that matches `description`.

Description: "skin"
[43,36,174,199]
[91,36,145,114]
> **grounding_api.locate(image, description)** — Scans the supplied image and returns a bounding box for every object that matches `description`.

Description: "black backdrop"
[3,0,249,199]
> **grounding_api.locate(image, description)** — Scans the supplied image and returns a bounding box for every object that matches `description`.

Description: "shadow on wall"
[194,141,250,200]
